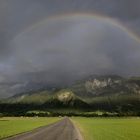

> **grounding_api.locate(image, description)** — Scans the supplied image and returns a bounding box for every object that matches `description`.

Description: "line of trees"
[0,102,140,117]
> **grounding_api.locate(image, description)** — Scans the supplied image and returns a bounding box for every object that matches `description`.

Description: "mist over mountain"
[3,75,140,103]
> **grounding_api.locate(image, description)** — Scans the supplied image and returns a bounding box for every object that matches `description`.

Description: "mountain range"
[1,75,140,116]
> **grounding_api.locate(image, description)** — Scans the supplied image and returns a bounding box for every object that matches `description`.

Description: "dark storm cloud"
[0,1,10,59]
[0,0,140,97]
[3,0,140,37]
[10,16,140,80]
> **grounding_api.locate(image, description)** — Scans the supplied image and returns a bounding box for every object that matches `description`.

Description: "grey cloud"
[1,0,140,97]
[10,16,140,78]
[3,0,140,36]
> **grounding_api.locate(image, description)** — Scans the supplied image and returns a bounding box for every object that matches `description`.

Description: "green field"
[1,117,140,140]
[0,117,60,139]
[73,117,140,140]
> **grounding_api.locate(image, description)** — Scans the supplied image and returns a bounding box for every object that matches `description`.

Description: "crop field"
[0,117,60,139]
[73,117,140,140]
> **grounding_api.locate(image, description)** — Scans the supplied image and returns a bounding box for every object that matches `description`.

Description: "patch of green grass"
[0,117,60,139]
[73,117,140,140]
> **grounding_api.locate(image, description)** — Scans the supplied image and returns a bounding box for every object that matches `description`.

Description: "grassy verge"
[0,117,60,139]
[72,117,140,140]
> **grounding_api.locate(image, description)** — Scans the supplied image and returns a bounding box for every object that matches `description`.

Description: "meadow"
[73,117,140,140]
[0,117,60,139]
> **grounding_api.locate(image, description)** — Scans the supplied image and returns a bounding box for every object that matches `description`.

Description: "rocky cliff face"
[72,75,140,96]
[125,83,140,94]
[85,78,121,90]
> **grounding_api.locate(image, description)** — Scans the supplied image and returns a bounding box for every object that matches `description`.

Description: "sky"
[1,0,140,97]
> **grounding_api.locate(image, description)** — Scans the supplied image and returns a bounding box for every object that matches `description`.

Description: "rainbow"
[13,13,140,44]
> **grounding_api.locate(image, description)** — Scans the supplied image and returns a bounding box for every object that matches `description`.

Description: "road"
[5,118,83,140]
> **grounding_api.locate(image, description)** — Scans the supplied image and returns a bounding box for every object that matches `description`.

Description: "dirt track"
[5,118,83,140]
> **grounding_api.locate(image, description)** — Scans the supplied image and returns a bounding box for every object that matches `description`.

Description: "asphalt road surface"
[5,118,83,140]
